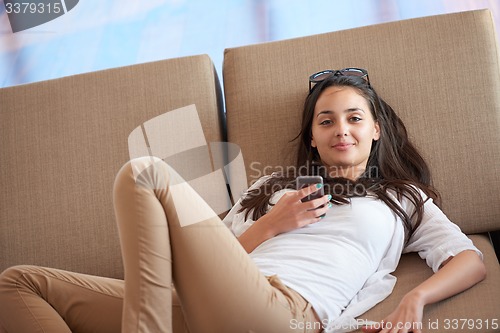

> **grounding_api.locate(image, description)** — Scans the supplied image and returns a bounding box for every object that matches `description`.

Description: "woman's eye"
[350,116,362,122]
[319,119,332,125]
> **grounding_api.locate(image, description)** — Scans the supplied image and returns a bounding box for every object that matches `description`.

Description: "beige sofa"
[1,9,499,332]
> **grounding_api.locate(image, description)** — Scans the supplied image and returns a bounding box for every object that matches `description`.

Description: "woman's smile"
[332,142,355,151]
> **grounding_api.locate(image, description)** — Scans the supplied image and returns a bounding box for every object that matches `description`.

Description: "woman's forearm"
[362,250,486,333]
[237,215,276,253]
[405,250,486,306]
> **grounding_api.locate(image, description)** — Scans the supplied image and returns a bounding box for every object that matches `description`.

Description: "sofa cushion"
[0,55,224,278]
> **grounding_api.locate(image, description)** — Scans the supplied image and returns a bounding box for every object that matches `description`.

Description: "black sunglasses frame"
[308,68,370,93]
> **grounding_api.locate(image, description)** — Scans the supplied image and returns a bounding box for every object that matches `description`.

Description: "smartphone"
[296,175,324,202]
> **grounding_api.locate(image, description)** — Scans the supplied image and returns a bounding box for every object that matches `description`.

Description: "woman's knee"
[0,265,31,284]
[114,156,172,192]
[0,265,39,299]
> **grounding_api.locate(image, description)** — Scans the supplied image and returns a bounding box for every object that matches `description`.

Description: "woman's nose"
[335,122,348,136]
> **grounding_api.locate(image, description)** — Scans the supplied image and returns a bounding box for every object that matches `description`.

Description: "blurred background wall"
[1,0,499,89]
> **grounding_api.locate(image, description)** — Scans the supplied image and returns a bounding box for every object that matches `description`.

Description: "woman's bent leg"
[0,265,123,333]
[114,158,320,333]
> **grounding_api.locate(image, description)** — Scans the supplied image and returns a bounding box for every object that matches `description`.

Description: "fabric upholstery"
[223,9,500,235]
[0,55,224,278]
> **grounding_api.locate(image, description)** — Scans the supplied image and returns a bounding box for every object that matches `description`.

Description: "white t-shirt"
[222,176,482,333]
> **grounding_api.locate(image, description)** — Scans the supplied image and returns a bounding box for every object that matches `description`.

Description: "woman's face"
[311,86,380,179]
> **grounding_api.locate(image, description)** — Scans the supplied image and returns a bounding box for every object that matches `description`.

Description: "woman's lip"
[332,143,354,151]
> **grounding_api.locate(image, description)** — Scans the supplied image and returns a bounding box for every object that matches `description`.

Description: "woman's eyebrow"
[345,107,366,114]
[316,108,366,117]
[316,110,333,117]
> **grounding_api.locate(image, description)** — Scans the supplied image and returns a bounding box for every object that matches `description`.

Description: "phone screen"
[296,175,324,202]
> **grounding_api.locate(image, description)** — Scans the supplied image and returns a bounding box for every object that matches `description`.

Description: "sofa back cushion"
[0,55,223,278]
[223,9,500,234]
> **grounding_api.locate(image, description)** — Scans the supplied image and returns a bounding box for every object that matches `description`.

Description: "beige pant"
[0,158,321,333]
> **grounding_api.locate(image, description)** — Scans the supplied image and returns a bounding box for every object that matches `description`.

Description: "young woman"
[0,70,486,333]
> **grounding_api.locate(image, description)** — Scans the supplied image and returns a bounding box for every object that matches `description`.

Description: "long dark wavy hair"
[237,74,441,243]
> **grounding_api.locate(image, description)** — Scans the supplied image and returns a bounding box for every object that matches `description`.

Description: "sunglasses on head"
[308,68,370,93]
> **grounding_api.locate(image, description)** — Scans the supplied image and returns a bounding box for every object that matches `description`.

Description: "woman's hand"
[237,183,331,253]
[261,183,332,236]
[362,292,424,333]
